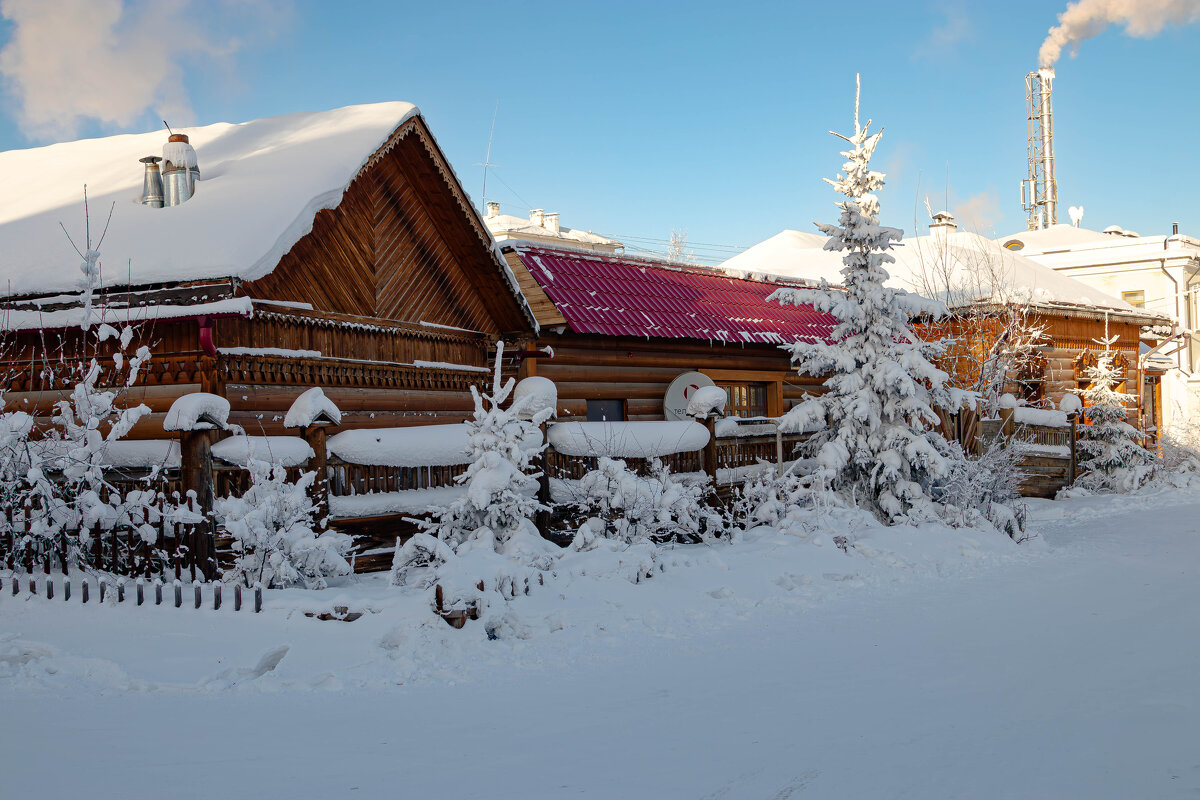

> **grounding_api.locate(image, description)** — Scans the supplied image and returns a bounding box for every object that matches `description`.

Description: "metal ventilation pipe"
[162,133,200,207]
[139,155,164,208]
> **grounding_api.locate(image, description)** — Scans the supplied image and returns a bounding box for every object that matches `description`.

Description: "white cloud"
[0,0,289,141]
[916,2,973,60]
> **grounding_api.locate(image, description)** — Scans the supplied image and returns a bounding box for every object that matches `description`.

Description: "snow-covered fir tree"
[218,459,352,589]
[768,75,953,523]
[1073,346,1155,493]
[391,342,556,587]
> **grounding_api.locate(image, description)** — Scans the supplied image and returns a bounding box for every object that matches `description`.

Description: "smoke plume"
[1040,0,1200,67]
[0,0,290,141]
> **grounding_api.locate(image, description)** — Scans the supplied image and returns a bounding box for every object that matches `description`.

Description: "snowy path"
[3,493,1199,799]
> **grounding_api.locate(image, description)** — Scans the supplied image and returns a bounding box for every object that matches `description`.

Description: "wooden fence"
[981,407,1079,499]
[0,492,217,583]
[1,571,262,612]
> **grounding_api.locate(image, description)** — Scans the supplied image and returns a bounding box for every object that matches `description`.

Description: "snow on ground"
[2,488,1199,798]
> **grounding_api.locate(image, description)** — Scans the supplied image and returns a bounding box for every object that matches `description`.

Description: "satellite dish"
[1068,206,1084,227]
[663,371,716,421]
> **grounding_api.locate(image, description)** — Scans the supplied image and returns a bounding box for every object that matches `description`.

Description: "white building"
[995,223,1200,427]
[483,203,623,254]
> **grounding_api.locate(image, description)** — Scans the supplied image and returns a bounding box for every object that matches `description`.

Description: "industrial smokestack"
[1022,68,1057,230]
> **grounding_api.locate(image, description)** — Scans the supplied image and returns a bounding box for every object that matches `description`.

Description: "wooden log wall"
[242,117,531,336]
[919,312,1146,421]
[216,310,489,366]
[526,333,823,421]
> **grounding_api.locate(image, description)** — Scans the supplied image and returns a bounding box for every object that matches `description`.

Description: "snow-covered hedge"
[211,435,314,468]
[328,424,542,467]
[547,421,709,459]
[1013,407,1068,428]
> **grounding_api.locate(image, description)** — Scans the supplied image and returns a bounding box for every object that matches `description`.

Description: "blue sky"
[2,1,1198,263]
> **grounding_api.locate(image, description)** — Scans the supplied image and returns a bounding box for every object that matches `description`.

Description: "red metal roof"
[509,245,837,345]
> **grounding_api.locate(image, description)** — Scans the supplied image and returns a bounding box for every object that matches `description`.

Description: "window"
[1122,290,1145,308]
[586,399,625,421]
[716,382,767,418]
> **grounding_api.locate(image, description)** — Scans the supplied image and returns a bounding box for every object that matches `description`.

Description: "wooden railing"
[543,449,703,482]
[326,460,469,497]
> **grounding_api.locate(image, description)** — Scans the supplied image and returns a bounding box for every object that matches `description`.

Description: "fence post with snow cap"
[285,387,343,533]
[166,392,230,581]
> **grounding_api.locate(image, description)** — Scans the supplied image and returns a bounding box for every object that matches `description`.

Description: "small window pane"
[586,399,625,421]
[1122,290,1145,308]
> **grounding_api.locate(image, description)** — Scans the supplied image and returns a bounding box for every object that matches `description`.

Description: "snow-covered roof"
[996,224,1132,253]
[721,228,1160,319]
[485,213,623,251]
[0,102,419,297]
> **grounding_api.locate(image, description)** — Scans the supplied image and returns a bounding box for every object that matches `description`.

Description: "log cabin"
[721,214,1173,431]
[0,102,540,439]
[497,243,838,422]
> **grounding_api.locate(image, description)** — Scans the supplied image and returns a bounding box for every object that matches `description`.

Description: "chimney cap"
[168,133,190,144]
[139,155,162,164]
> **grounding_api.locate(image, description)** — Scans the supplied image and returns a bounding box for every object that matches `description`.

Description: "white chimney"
[929,210,958,239]
[529,209,545,227]
[485,201,500,219]
[544,212,560,233]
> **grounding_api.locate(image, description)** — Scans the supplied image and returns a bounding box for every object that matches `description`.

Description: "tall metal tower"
[1021,68,1057,230]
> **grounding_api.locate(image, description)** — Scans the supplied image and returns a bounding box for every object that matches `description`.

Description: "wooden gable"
[243,116,533,336]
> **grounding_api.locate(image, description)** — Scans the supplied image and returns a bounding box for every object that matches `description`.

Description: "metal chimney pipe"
[1173,222,1179,236]
[139,156,164,208]
[162,133,199,207]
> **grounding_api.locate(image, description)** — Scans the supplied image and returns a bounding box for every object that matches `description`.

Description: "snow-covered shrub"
[1072,350,1155,493]
[571,456,720,546]
[218,459,351,589]
[1158,418,1200,475]
[11,320,161,571]
[728,464,822,535]
[391,342,558,600]
[768,76,954,524]
[935,439,1026,540]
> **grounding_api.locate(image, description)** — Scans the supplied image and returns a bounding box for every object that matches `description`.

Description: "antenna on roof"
[162,119,174,136]
[481,101,499,213]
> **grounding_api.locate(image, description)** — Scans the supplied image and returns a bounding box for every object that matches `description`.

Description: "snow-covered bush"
[1157,417,1200,474]
[9,318,162,571]
[1072,350,1155,493]
[391,342,557,594]
[571,456,720,546]
[768,76,954,524]
[728,464,822,535]
[218,459,351,589]
[935,439,1026,540]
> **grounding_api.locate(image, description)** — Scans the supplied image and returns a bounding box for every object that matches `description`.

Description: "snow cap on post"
[512,376,557,422]
[284,387,342,428]
[686,385,727,419]
[164,392,230,432]
[1059,392,1082,415]
[998,393,1018,410]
